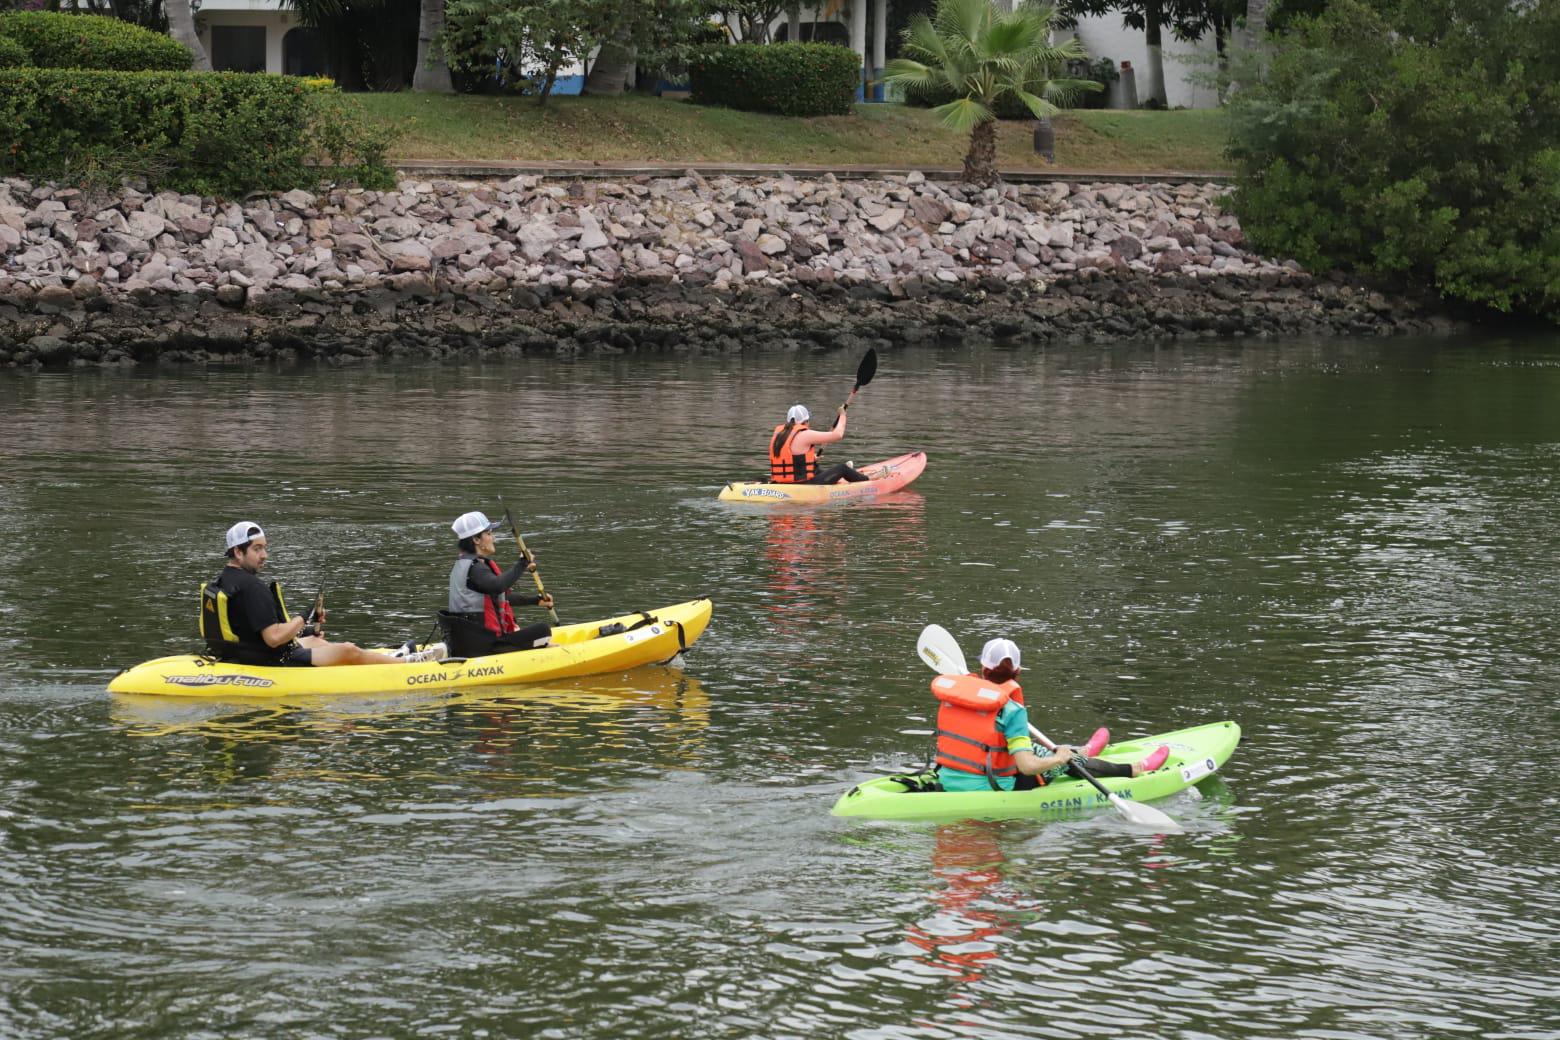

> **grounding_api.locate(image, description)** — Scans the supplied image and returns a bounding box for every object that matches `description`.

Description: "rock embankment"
[0,173,1452,366]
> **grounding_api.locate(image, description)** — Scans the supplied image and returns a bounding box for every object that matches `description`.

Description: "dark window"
[210,25,267,73]
[772,20,851,46]
[282,27,326,77]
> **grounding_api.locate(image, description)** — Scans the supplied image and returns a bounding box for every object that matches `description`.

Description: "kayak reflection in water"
[441,510,555,659]
[768,404,870,485]
[201,521,404,668]
[933,638,1169,793]
[906,821,1020,988]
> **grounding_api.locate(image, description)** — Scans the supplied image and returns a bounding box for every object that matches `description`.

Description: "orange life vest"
[768,422,817,483]
[932,674,1026,788]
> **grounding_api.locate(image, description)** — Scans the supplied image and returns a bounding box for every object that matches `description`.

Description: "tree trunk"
[584,30,636,96]
[536,60,560,107]
[1230,0,1269,95]
[787,2,801,42]
[412,0,454,93]
[1144,1,1169,107]
[1245,0,1269,45]
[164,0,211,71]
[962,118,999,186]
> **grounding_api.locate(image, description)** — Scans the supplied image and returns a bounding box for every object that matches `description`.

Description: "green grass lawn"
[357,93,1231,173]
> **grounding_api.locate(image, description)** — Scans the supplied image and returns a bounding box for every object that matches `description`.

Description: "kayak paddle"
[842,348,878,412]
[1026,723,1183,833]
[914,624,1183,833]
[916,623,968,676]
[497,495,560,625]
[306,582,327,624]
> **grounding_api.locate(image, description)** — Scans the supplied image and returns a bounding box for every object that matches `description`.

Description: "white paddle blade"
[916,624,968,676]
[1109,793,1184,833]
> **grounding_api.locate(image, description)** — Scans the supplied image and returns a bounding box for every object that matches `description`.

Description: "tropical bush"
[0,34,27,69]
[688,43,860,117]
[0,69,396,195]
[1228,0,1560,320]
[884,0,1096,183]
[0,12,192,71]
[902,54,1111,116]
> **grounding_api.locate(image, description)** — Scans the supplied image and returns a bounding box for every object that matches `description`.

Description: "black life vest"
[200,578,290,660]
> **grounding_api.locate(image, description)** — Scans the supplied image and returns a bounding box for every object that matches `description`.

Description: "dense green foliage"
[0,12,191,71]
[0,34,27,69]
[0,70,395,195]
[440,0,712,102]
[284,0,418,91]
[1228,0,1560,319]
[688,43,860,117]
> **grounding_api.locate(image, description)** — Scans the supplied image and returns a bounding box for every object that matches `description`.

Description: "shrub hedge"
[0,34,27,68]
[688,43,859,117]
[1228,0,1560,320]
[0,69,395,195]
[0,11,191,71]
[0,34,28,69]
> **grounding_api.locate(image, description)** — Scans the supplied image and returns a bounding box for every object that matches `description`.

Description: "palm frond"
[1012,88,1058,119]
[883,57,948,92]
[932,95,995,132]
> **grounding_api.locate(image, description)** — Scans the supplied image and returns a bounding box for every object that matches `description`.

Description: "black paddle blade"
[855,348,878,391]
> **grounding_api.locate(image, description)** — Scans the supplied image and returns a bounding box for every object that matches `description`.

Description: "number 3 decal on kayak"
[622,624,663,645]
[1179,756,1218,784]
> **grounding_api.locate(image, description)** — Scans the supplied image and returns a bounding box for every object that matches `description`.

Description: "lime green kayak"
[831,720,1240,822]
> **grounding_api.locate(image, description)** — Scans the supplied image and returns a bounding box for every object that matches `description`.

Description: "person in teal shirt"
[937,696,1077,792]
[935,639,1165,792]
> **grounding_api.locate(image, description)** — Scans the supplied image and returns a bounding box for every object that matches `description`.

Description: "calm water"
[1,337,1557,1039]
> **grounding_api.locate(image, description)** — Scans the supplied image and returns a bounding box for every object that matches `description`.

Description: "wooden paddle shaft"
[497,497,560,624]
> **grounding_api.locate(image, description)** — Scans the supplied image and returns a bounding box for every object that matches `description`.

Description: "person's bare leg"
[308,641,401,666]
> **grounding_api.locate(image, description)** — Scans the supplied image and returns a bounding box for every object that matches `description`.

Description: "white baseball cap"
[452,511,502,539]
[980,638,1022,671]
[787,404,811,423]
[225,521,264,550]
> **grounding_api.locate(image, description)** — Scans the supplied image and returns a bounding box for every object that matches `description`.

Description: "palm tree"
[884,0,1095,185]
[413,0,454,92]
[1228,0,1267,95]
[584,28,636,95]
[166,0,212,71]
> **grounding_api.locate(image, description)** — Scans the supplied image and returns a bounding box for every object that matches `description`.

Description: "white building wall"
[1060,18,1220,109]
[194,2,293,74]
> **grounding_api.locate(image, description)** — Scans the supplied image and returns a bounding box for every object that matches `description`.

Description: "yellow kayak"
[107,598,713,698]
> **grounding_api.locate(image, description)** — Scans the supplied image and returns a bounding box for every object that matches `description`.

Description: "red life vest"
[932,674,1026,788]
[478,558,519,637]
[768,422,817,483]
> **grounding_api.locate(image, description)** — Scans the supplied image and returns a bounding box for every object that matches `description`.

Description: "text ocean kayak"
[717,451,927,505]
[831,720,1240,822]
[107,598,713,698]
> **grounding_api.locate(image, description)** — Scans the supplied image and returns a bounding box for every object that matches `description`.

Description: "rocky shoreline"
[0,173,1456,367]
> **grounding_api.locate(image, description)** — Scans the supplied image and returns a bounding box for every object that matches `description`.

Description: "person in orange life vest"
[205,522,403,667]
[768,404,870,485]
[445,511,555,658]
[934,638,1170,793]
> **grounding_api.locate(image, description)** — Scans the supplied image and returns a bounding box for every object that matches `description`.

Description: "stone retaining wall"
[0,173,1454,367]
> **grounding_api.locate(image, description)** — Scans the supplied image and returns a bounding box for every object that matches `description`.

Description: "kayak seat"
[886,771,943,793]
[436,610,504,659]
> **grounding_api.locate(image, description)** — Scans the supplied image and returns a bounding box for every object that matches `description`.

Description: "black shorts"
[281,646,314,667]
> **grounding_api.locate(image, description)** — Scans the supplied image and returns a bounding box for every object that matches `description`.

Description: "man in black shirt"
[207,522,402,667]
